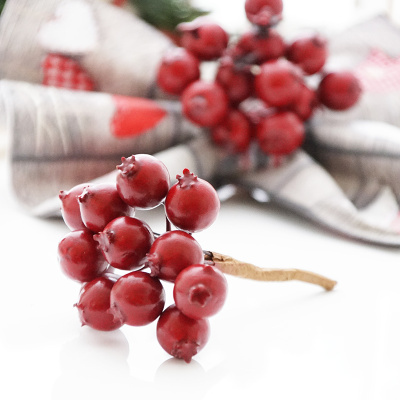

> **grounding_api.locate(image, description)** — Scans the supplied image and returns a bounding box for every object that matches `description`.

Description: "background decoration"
[1,0,400,247]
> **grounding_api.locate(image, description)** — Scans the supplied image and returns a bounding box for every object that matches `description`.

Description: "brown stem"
[204,251,337,291]
[166,217,171,232]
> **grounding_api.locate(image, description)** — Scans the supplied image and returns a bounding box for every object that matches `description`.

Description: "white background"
[1,1,400,399]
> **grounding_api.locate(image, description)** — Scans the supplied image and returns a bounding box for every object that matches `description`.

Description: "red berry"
[256,111,305,156]
[255,59,303,107]
[110,271,165,326]
[245,0,283,27]
[177,18,229,61]
[116,154,170,209]
[156,305,210,363]
[94,216,154,271]
[156,47,200,95]
[318,71,362,111]
[146,230,204,282]
[59,183,89,231]
[75,273,124,331]
[174,264,228,320]
[288,83,318,121]
[286,34,327,75]
[215,58,253,105]
[165,169,220,233]
[211,109,252,153]
[235,28,286,64]
[58,229,108,282]
[181,80,229,127]
[78,184,131,232]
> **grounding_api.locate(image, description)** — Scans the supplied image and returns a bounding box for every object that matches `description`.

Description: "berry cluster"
[57,154,227,363]
[156,0,362,157]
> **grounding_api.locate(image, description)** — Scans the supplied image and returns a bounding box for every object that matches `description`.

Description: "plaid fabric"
[42,54,95,91]
[355,48,400,93]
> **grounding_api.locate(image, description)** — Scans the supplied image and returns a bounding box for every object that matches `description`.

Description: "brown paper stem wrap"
[204,251,337,291]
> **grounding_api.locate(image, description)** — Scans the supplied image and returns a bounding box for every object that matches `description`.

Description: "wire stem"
[204,251,337,291]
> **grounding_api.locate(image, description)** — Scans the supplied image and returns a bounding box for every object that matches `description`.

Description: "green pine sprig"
[0,0,6,14]
[128,0,208,31]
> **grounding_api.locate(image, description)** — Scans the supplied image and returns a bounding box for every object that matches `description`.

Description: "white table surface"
[2,1,400,399]
[2,152,400,400]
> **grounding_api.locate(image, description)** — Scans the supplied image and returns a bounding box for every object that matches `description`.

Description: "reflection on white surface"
[52,329,132,400]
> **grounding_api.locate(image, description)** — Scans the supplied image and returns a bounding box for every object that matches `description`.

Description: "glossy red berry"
[116,154,170,209]
[235,28,286,64]
[146,230,204,282]
[286,34,327,75]
[215,59,253,105]
[58,229,108,282]
[156,304,210,363]
[94,216,154,270]
[318,71,362,111]
[256,111,305,156]
[75,273,124,331]
[255,59,303,107]
[181,80,229,127]
[177,18,229,61]
[59,183,89,231]
[211,109,252,153]
[156,47,201,95]
[245,0,283,27]
[174,264,228,320]
[165,169,220,233]
[78,184,131,232]
[110,271,165,326]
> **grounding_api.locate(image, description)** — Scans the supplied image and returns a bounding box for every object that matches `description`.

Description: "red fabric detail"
[42,54,95,91]
[111,95,168,138]
[355,48,400,93]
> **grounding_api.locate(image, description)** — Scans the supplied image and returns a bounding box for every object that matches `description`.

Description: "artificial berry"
[245,0,283,27]
[75,273,124,331]
[110,271,165,326]
[59,183,89,231]
[177,17,229,61]
[254,59,303,107]
[156,47,200,95]
[78,184,131,232]
[211,108,252,153]
[146,230,204,282]
[165,169,220,233]
[94,216,154,270]
[156,304,210,363]
[181,80,229,127]
[58,229,108,282]
[116,154,170,209]
[256,111,305,156]
[215,58,254,105]
[234,28,286,65]
[288,83,318,121]
[173,264,228,320]
[318,71,362,111]
[286,34,327,75]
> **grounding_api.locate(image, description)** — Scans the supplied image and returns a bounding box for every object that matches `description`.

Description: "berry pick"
[156,0,362,158]
[57,153,337,363]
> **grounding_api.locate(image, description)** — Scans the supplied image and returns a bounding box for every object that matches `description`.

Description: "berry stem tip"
[204,251,337,291]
